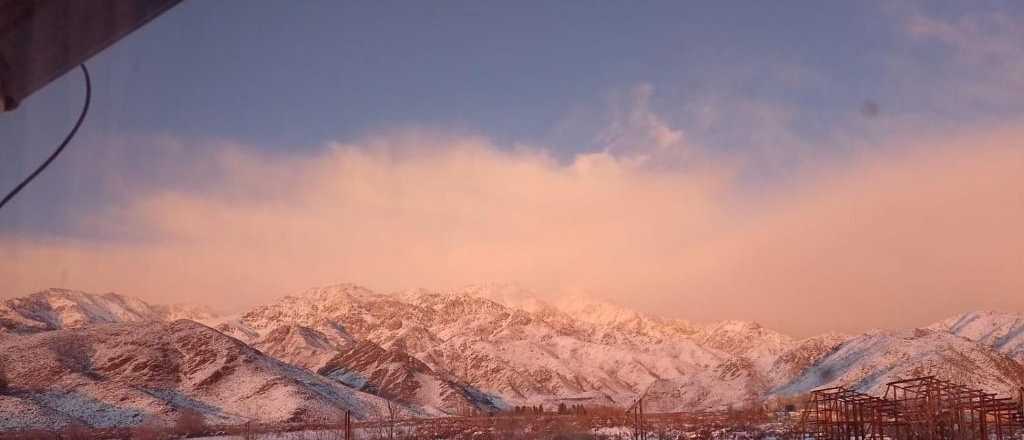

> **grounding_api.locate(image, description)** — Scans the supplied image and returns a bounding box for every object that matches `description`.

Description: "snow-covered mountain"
[773,328,1024,397]
[0,320,394,431]
[2,285,1023,431]
[1,289,161,333]
[0,288,215,334]
[928,310,1024,362]
[317,340,502,416]
[694,320,793,371]
[228,284,734,409]
[209,283,1024,411]
[251,324,352,371]
[765,332,850,385]
[643,357,770,412]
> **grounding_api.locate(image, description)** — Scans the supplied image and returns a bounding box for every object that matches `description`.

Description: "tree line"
[508,403,588,415]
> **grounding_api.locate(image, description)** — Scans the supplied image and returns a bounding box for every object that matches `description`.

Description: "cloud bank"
[3,8,1024,337]
[3,120,1023,336]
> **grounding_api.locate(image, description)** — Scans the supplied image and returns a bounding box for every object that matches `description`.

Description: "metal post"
[345,410,351,440]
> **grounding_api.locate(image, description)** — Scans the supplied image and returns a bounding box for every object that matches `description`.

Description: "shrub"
[175,408,207,435]
[131,418,167,440]
[59,422,93,440]
[50,336,98,379]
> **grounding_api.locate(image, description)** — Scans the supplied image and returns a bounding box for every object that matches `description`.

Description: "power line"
[0,64,92,212]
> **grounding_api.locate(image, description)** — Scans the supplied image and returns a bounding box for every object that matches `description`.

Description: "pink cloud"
[3,121,1023,336]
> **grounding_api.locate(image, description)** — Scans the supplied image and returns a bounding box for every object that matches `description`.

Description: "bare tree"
[386,400,398,440]
[0,362,9,393]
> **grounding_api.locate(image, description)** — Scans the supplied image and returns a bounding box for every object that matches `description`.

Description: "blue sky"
[4,2,1017,155]
[6,1,893,145]
[2,1,1023,333]
[3,1,1021,227]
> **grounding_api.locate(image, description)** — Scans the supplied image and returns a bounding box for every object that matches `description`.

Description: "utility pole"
[344,410,351,440]
[631,396,646,440]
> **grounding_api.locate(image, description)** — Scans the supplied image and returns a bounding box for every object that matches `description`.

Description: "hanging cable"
[0,64,91,212]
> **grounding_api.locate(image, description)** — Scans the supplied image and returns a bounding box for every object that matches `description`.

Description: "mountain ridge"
[2,284,1023,431]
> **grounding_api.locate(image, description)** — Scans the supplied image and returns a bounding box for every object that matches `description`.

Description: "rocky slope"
[0,320,393,431]
[928,310,1024,362]
[0,289,159,333]
[230,284,732,408]
[0,288,214,334]
[317,340,502,415]
[765,332,850,385]
[772,328,1024,397]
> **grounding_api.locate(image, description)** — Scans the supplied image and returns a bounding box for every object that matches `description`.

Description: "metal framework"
[796,377,1024,440]
[627,395,647,440]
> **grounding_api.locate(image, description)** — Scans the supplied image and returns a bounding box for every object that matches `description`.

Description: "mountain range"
[1,284,1023,431]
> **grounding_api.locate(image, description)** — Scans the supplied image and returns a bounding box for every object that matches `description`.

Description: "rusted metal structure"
[796,377,1024,440]
[627,395,647,440]
[344,409,353,440]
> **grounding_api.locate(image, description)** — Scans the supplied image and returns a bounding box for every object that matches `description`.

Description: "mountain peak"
[695,319,793,363]
[295,283,380,300]
[549,294,643,326]
[706,319,764,332]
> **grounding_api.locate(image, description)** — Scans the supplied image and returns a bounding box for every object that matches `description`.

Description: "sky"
[1,1,1023,336]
